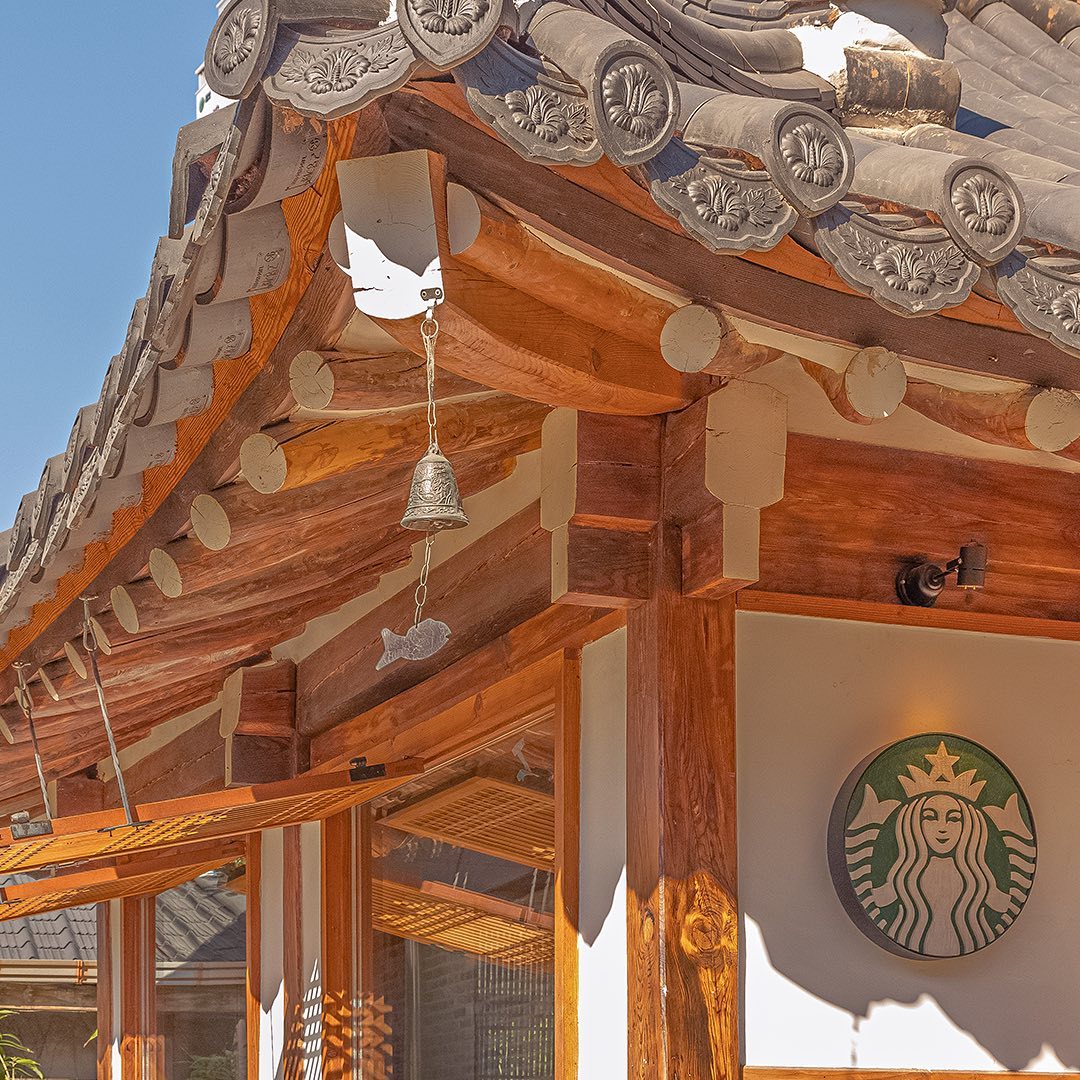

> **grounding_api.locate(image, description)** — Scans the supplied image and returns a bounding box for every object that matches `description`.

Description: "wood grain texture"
[120,894,159,1080]
[753,433,1080,624]
[355,806,374,1080]
[388,89,1080,391]
[299,504,554,736]
[744,1070,1080,1080]
[376,265,699,416]
[0,113,362,668]
[96,902,113,1080]
[903,380,1080,453]
[627,526,738,1080]
[282,826,303,1080]
[322,810,354,1080]
[242,395,546,493]
[555,650,580,1080]
[310,605,624,773]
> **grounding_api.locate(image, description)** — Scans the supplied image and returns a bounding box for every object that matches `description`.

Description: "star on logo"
[925,741,960,783]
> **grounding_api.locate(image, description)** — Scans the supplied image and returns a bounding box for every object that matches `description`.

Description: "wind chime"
[377,303,469,671]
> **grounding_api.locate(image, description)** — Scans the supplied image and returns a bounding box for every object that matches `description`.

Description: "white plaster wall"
[578,629,628,1077]
[737,611,1080,1072]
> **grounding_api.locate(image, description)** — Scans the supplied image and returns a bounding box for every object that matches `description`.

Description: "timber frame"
[6,0,1080,1077]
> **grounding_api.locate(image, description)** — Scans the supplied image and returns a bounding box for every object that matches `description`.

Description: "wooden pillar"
[119,894,159,1080]
[555,650,581,1080]
[627,536,739,1080]
[323,810,354,1079]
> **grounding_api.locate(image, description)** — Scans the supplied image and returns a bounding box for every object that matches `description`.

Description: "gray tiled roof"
[0,873,244,964]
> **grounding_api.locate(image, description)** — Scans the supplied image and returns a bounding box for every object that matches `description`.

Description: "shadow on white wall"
[737,611,1080,1071]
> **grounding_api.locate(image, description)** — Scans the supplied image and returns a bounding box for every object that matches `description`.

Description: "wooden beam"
[56,769,107,817]
[298,505,554,738]
[310,605,624,773]
[741,589,1080,643]
[667,384,787,598]
[97,903,115,1080]
[388,88,1080,392]
[628,551,738,1080]
[289,350,485,414]
[800,348,907,425]
[222,661,298,788]
[903,380,1080,453]
[120,895,159,1080]
[376,265,702,416]
[744,1071,1080,1080]
[660,303,781,377]
[752,433,1080,624]
[245,834,261,1080]
[542,411,661,608]
[0,111,366,670]
[240,395,545,494]
[555,650,580,1080]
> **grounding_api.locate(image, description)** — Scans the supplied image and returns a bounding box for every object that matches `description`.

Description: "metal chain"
[421,309,440,453]
[413,534,436,627]
[81,597,136,827]
[13,665,53,824]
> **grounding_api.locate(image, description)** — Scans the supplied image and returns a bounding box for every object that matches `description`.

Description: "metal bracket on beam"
[350,757,389,782]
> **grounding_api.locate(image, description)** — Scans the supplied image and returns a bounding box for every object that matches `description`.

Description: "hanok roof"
[1,0,1080,806]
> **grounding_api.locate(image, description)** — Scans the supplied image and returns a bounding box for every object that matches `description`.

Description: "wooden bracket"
[670,382,788,597]
[543,382,788,604]
[220,661,298,787]
[542,409,660,607]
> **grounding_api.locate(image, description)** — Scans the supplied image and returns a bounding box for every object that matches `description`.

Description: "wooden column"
[120,894,160,1080]
[323,810,354,1079]
[283,826,304,1080]
[555,650,581,1080]
[627,539,739,1080]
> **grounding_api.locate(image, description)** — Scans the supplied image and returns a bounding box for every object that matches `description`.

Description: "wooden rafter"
[387,88,1080,392]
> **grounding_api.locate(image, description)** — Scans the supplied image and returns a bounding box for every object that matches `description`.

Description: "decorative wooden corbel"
[541,409,660,607]
[668,381,788,597]
[541,383,787,605]
[220,661,298,786]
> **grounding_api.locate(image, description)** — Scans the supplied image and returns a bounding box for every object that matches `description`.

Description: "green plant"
[0,1011,42,1079]
[187,1048,238,1080]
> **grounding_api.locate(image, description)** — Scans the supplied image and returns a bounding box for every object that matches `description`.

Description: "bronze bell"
[401,447,470,531]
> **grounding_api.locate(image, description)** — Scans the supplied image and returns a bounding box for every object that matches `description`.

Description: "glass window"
[155,859,247,1080]
[0,884,97,1079]
[366,722,556,1080]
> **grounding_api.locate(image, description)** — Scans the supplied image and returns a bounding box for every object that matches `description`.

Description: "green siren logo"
[830,734,1036,958]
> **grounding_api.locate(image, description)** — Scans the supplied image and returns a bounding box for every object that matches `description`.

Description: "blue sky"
[0,3,219,527]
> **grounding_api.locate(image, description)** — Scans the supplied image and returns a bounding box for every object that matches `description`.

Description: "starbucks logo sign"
[830,734,1036,958]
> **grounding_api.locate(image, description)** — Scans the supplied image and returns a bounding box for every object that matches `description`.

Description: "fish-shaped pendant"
[376,618,452,670]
